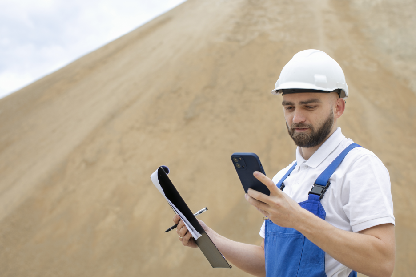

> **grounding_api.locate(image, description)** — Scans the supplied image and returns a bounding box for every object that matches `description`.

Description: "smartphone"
[231,152,270,196]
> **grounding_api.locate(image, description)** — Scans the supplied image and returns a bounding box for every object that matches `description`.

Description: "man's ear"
[334,97,345,119]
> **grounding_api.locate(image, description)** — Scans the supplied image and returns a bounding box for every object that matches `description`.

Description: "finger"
[247,187,279,207]
[197,220,209,232]
[178,225,188,238]
[182,230,193,246]
[182,233,198,248]
[247,187,270,204]
[245,192,269,212]
[253,171,282,197]
[173,214,180,224]
[176,220,185,235]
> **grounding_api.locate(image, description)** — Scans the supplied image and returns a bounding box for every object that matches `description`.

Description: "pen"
[165,207,208,232]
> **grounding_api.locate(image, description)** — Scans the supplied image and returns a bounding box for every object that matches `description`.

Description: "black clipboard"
[151,166,231,268]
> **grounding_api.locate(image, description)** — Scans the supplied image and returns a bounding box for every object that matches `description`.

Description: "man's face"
[282,92,338,148]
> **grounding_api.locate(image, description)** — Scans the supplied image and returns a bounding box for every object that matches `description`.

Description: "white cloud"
[0,0,186,99]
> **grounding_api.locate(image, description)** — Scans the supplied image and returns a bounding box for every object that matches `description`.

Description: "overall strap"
[309,143,361,199]
[276,162,297,190]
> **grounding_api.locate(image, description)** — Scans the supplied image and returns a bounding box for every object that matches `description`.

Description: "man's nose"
[292,110,306,124]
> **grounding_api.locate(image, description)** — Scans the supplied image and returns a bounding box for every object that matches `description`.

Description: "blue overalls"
[264,143,360,277]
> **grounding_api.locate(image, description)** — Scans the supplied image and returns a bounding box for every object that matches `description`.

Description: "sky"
[0,0,186,99]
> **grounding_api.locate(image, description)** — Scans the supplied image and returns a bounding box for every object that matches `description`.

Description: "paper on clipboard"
[151,167,201,240]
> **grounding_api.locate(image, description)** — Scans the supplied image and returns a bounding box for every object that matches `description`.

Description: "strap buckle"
[308,181,331,200]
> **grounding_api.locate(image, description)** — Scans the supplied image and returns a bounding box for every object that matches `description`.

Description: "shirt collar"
[295,127,345,168]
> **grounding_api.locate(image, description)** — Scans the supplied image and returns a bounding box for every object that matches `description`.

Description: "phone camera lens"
[236,163,241,168]
[233,157,239,163]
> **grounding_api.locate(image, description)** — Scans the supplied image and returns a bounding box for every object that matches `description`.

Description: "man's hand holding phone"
[244,171,304,230]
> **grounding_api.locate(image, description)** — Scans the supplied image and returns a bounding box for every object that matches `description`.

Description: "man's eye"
[285,107,294,111]
[306,106,316,109]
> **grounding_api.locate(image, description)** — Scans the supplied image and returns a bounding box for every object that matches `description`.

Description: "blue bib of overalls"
[265,143,360,277]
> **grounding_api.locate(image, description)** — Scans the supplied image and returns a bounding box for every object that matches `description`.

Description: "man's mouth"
[293,127,309,132]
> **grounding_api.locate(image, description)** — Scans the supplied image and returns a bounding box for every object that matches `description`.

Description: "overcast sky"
[0,0,186,99]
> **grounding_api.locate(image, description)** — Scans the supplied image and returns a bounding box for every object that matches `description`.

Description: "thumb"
[197,220,209,232]
[253,171,282,197]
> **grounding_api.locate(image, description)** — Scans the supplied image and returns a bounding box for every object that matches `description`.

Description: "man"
[173,50,395,277]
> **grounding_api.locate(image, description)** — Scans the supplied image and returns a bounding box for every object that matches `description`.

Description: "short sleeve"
[342,153,395,232]
[259,220,265,238]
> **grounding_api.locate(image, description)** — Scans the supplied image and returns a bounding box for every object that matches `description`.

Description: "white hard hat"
[271,49,348,99]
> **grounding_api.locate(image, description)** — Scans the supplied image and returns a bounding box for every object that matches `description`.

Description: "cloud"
[0,0,186,99]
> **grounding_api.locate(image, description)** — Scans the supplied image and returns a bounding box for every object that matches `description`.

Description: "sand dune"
[0,0,415,276]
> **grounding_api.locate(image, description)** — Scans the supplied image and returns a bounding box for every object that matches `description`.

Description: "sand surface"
[0,0,415,276]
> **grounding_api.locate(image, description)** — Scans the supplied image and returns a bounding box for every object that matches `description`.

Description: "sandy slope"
[0,0,415,276]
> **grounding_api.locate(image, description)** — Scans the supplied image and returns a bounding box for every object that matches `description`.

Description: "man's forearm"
[206,229,265,277]
[296,209,395,277]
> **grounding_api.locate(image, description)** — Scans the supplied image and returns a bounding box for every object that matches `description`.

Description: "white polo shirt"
[259,127,395,277]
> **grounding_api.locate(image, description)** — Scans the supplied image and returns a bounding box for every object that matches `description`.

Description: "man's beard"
[286,111,334,148]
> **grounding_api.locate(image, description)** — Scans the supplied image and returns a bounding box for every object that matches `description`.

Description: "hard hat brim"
[271,88,347,99]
